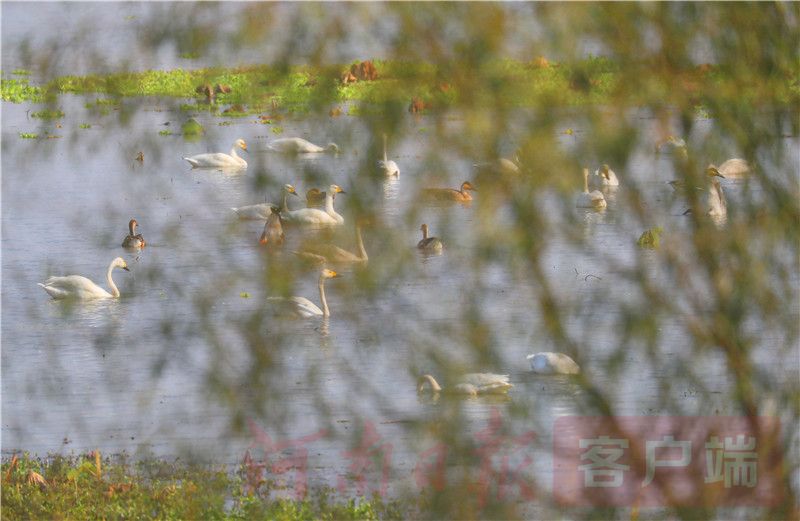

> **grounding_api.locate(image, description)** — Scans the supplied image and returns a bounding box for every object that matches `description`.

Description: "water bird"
[416,373,513,397]
[267,269,339,318]
[259,206,285,246]
[38,257,130,300]
[232,184,298,220]
[282,184,346,226]
[121,218,145,249]
[717,158,750,178]
[527,352,581,375]
[267,137,339,154]
[294,223,368,264]
[306,188,326,207]
[679,165,728,218]
[588,164,619,189]
[183,138,247,169]
[417,224,443,253]
[377,133,400,177]
[475,156,520,175]
[667,179,703,193]
[705,165,727,217]
[575,168,607,209]
[656,135,687,153]
[423,181,476,202]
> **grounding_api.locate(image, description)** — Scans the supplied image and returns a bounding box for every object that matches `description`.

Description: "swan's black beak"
[291,191,299,197]
[122,266,131,272]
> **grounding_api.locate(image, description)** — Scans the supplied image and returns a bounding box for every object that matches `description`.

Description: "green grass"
[2,454,404,520]
[1,58,796,112]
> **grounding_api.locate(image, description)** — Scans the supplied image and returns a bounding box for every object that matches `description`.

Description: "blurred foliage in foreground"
[2,2,799,520]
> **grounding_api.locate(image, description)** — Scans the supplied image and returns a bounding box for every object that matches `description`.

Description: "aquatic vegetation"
[30,109,65,119]
[18,132,38,139]
[12,69,31,76]
[8,57,792,115]
[181,117,204,136]
[158,129,173,136]
[92,97,119,106]
[1,78,44,103]
[79,123,91,129]
[637,227,663,249]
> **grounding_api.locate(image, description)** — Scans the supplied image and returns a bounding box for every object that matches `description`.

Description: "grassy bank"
[3,58,797,116]
[2,453,404,520]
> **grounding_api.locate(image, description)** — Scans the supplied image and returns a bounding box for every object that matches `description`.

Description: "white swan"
[282,184,345,226]
[656,135,687,153]
[232,184,299,220]
[417,373,513,397]
[575,168,607,209]
[268,137,339,154]
[377,134,400,177]
[183,139,247,169]
[475,156,520,175]
[294,223,367,264]
[259,206,285,246]
[121,219,145,249]
[267,269,339,318]
[527,352,580,375]
[39,257,130,300]
[706,165,727,217]
[717,158,750,178]
[417,224,443,253]
[588,164,619,189]
[496,157,520,174]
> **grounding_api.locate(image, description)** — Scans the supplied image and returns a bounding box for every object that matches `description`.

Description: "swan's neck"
[421,227,429,240]
[107,263,120,298]
[129,221,136,236]
[355,225,367,261]
[281,191,291,212]
[708,180,727,214]
[325,192,337,215]
[583,170,590,193]
[383,135,388,162]
[418,374,442,392]
[230,146,240,159]
[319,276,330,317]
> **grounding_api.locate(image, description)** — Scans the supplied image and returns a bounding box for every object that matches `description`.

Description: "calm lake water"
[2,2,798,513]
